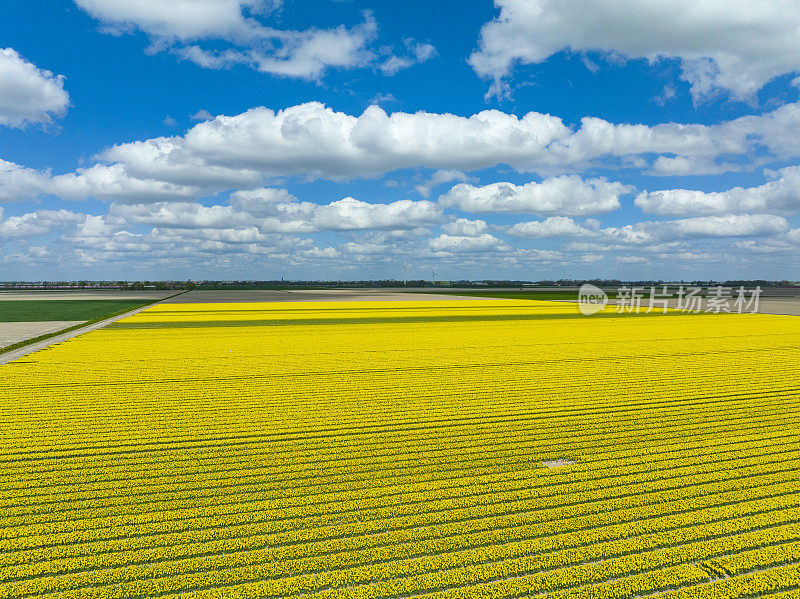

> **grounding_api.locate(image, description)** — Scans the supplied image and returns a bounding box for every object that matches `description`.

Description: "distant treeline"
[1,279,799,291]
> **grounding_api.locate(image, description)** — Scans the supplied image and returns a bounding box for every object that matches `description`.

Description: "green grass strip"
[0,299,162,322]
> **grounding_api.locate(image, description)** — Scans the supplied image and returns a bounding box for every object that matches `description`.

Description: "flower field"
[1,299,800,598]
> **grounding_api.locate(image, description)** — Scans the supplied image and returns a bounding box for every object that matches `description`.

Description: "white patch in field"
[541,459,576,468]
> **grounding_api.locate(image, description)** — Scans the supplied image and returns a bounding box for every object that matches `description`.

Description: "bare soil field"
[0,321,84,348]
[161,289,491,303]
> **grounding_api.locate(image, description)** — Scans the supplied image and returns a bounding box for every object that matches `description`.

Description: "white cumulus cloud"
[312,197,441,231]
[0,209,86,238]
[73,0,271,41]
[415,170,474,198]
[244,18,378,80]
[91,101,800,188]
[74,2,423,81]
[603,214,790,245]
[507,216,597,238]
[9,102,800,207]
[430,233,509,253]
[379,40,437,75]
[470,0,800,102]
[441,218,488,237]
[191,109,214,121]
[439,176,629,216]
[663,214,790,239]
[0,159,53,202]
[0,48,69,128]
[636,165,800,216]
[0,160,206,203]
[100,102,571,181]
[110,188,443,234]
[51,164,207,203]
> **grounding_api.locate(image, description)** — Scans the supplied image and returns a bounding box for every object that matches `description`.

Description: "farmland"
[0,300,158,323]
[1,299,800,598]
[0,293,176,355]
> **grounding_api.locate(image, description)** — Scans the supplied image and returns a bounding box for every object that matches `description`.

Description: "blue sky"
[1,1,800,281]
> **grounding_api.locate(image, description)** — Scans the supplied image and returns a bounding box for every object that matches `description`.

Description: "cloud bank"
[636,166,800,216]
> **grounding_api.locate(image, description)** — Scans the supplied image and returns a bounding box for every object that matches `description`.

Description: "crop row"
[3,484,799,595]
[6,423,798,525]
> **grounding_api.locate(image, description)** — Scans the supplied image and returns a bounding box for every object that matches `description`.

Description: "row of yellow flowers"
[5,425,797,532]
[4,489,800,598]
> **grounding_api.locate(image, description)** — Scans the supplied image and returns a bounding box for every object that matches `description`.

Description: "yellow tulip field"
[2,299,800,598]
